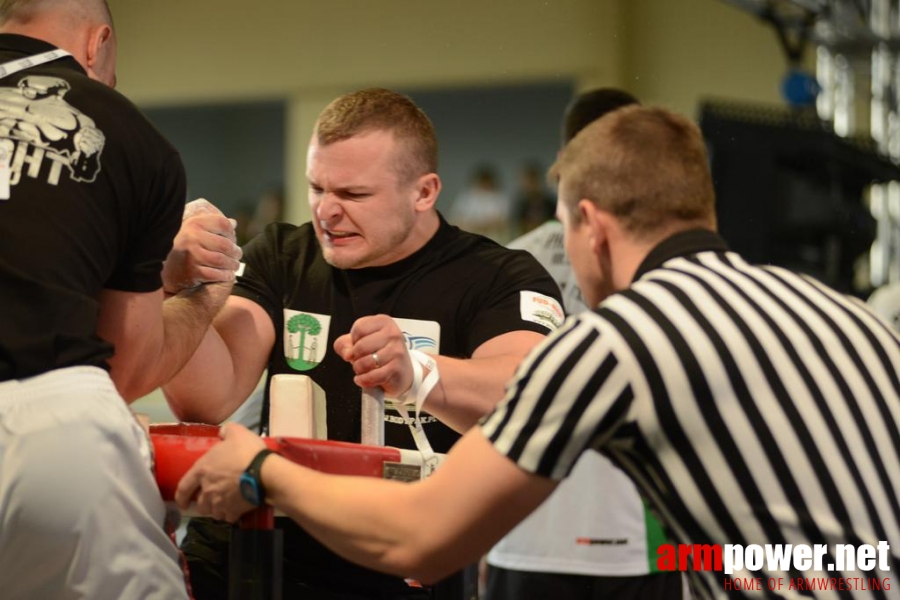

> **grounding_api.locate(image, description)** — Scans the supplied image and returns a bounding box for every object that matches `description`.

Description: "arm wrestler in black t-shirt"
[164,88,563,600]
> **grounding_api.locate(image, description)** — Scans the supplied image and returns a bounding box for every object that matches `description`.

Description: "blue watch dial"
[239,472,262,506]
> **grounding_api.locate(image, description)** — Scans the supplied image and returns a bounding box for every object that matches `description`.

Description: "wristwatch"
[239,448,276,506]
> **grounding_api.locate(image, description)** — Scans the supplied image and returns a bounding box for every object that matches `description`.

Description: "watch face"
[239,473,261,506]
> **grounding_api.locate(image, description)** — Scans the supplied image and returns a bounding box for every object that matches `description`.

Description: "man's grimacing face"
[307,129,421,269]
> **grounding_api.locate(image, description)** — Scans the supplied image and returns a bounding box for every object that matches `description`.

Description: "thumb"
[333,334,352,360]
[219,422,237,440]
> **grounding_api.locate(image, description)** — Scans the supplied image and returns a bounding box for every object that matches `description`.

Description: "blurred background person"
[245,186,284,240]
[448,164,513,243]
[513,161,556,236]
[867,280,900,333]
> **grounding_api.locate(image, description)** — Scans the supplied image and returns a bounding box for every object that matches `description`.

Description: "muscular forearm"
[163,296,273,423]
[262,456,436,580]
[116,283,233,401]
[162,324,244,423]
[424,330,546,432]
[257,429,555,584]
[424,353,523,432]
[177,427,557,585]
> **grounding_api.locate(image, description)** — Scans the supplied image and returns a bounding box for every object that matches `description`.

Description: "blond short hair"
[315,88,438,183]
[552,105,716,236]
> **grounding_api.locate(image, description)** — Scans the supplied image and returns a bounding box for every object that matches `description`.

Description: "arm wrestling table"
[151,422,434,600]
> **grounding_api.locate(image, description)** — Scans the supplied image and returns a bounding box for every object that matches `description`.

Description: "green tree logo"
[285,313,323,371]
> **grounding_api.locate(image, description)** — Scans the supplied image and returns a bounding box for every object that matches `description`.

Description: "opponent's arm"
[156,200,273,423]
[162,296,275,424]
[97,206,242,401]
[97,282,233,402]
[176,424,557,584]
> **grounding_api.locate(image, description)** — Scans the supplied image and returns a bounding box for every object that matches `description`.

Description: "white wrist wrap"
[392,349,440,476]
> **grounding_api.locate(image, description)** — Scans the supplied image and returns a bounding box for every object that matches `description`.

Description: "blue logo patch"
[404,332,437,351]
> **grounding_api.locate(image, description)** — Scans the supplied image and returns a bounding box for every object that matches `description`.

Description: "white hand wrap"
[391,349,440,476]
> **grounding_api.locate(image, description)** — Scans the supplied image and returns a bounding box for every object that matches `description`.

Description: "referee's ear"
[579,200,607,254]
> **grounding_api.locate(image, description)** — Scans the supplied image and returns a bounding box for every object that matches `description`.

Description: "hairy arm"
[96,282,233,402]
[162,296,275,424]
[177,425,557,584]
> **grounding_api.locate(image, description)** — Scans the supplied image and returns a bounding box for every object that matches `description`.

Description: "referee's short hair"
[552,105,716,237]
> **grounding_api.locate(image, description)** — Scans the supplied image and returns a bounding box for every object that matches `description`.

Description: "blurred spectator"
[448,164,513,243]
[868,281,900,332]
[232,202,255,246]
[560,87,639,144]
[246,187,284,240]
[514,162,556,235]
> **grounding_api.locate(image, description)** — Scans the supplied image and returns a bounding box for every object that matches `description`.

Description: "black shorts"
[485,565,685,600]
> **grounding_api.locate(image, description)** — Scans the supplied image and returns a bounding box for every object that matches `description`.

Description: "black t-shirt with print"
[225,215,563,596]
[235,215,563,451]
[0,34,186,381]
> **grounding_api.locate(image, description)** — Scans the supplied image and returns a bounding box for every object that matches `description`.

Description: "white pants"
[0,366,189,600]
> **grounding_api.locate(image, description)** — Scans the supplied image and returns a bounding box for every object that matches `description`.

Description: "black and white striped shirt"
[481,229,900,599]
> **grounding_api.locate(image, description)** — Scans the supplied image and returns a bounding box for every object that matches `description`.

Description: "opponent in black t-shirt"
[0,32,185,381]
[0,3,240,599]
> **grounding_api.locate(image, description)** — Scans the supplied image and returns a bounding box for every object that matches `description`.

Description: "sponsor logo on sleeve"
[520,290,564,330]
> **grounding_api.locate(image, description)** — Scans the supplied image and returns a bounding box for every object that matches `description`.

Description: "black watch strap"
[244,448,276,504]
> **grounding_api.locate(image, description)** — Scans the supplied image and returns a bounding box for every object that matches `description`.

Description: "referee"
[179,105,900,599]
